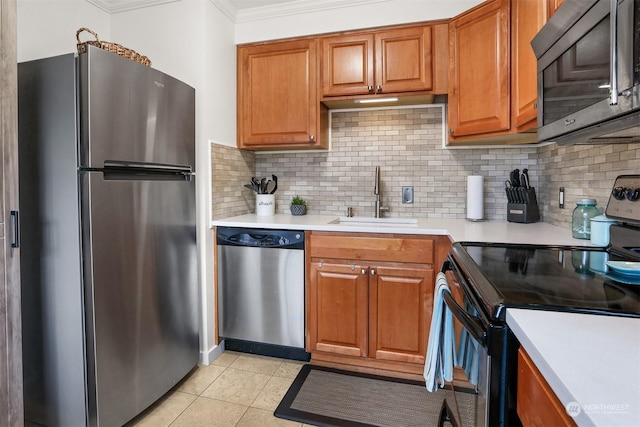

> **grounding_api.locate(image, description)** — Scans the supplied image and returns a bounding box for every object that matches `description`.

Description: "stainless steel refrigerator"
[18,46,198,426]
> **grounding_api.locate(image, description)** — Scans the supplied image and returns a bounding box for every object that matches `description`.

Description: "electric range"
[441,174,640,427]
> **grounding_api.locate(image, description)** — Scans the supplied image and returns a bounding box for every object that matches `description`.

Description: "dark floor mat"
[274,364,476,427]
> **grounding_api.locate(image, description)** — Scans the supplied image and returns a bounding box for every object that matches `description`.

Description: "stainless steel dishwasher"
[216,227,308,361]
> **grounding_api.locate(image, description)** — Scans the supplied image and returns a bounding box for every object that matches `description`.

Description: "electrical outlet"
[402,186,414,204]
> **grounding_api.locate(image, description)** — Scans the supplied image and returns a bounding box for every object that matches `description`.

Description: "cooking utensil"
[267,175,278,194]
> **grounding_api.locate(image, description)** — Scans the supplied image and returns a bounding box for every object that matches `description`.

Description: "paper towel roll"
[466,175,484,220]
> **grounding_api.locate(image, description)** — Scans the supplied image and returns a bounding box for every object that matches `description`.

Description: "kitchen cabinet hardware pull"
[351,264,356,271]
[309,134,315,141]
[371,269,376,275]
[449,129,454,134]
[10,211,19,248]
[318,262,323,268]
[367,85,373,91]
[375,85,382,92]
[361,269,367,275]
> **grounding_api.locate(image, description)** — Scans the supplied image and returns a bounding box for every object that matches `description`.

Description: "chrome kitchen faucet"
[374,166,390,218]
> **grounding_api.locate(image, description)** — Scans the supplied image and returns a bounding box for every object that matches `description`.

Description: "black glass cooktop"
[454,243,640,320]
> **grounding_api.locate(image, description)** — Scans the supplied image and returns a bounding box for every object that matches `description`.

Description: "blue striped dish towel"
[424,272,457,392]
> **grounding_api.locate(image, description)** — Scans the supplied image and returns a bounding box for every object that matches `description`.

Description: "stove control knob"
[626,187,640,201]
[612,186,626,200]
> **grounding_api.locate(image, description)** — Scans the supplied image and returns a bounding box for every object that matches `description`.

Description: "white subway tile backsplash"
[212,106,640,227]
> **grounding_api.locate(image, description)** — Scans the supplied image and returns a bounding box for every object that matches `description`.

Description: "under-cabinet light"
[353,97,399,104]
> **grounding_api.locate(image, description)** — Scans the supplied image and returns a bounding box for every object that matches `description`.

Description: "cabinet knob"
[449,129,454,134]
[309,134,315,141]
[370,269,376,275]
[367,85,373,92]
[376,85,382,91]
[361,269,367,275]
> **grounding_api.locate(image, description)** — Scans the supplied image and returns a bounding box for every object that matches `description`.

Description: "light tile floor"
[127,351,312,427]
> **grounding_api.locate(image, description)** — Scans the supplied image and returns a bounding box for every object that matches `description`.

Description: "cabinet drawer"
[309,234,434,264]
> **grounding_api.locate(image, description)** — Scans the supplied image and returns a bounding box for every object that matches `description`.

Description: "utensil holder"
[256,194,275,216]
[506,187,540,223]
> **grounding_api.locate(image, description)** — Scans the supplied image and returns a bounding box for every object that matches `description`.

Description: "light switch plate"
[402,186,413,204]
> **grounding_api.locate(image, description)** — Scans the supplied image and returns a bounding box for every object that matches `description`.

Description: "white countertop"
[507,309,640,427]
[211,213,597,246]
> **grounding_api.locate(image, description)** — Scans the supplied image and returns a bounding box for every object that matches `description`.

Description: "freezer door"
[78,46,195,169]
[81,171,198,427]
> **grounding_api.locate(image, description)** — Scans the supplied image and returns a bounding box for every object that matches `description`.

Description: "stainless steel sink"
[329,217,418,226]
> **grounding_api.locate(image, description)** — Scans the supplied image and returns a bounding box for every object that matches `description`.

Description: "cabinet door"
[517,348,577,427]
[321,33,374,97]
[237,39,322,148]
[448,0,510,138]
[368,266,434,364]
[512,0,547,131]
[375,26,433,94]
[308,262,369,357]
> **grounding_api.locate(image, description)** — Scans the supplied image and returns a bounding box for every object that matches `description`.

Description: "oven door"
[440,260,489,427]
[440,259,520,427]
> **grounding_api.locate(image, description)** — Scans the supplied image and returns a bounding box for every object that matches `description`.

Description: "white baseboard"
[199,342,225,365]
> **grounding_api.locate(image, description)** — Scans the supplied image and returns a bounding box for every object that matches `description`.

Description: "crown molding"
[87,0,181,13]
[208,0,238,21]
[234,0,389,23]
[87,0,392,22]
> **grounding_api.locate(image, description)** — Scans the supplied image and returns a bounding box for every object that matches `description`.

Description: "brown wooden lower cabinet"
[309,262,369,357]
[306,232,449,378]
[369,266,434,364]
[517,347,577,427]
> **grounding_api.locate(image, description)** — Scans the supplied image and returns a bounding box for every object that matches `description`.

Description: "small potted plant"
[290,195,307,216]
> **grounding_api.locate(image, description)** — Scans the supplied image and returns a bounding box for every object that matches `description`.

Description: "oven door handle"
[440,260,487,346]
[442,292,487,346]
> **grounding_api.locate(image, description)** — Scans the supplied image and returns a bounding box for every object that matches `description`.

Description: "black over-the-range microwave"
[531,0,640,145]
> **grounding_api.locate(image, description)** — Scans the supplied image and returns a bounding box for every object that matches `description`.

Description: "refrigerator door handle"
[99,160,193,181]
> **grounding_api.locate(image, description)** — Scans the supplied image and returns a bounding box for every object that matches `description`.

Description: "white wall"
[234,0,484,43]
[17,0,110,62]
[16,0,236,364]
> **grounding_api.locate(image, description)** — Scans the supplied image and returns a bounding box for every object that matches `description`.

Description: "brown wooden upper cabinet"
[237,39,328,150]
[321,25,442,98]
[447,0,548,145]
